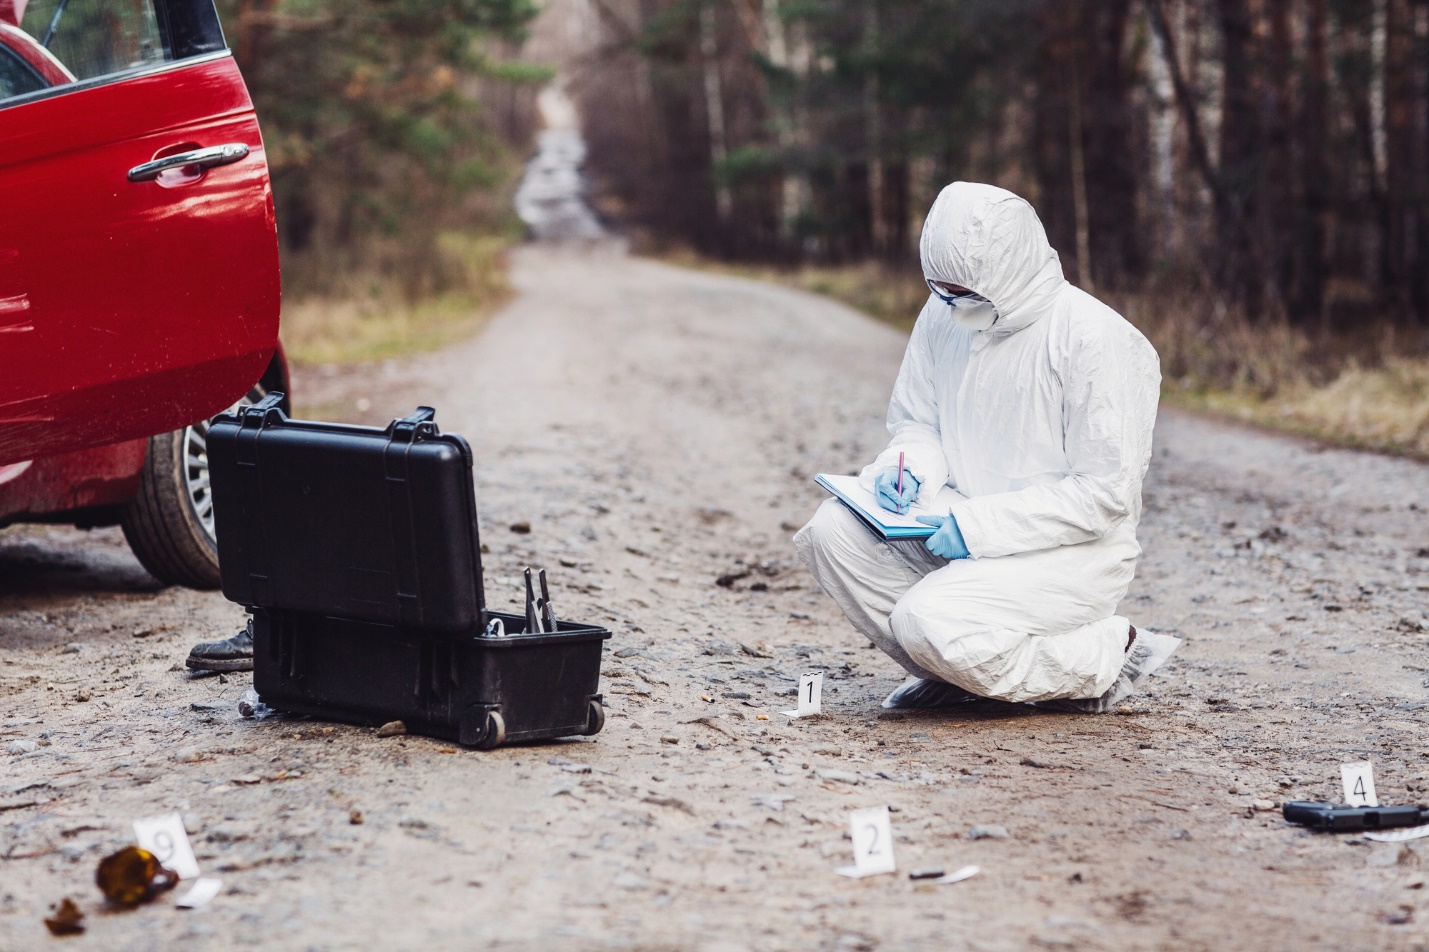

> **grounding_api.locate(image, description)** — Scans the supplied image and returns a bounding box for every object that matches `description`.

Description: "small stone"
[969,824,1010,840]
[660,736,679,745]
[789,611,811,620]
[172,747,205,763]
[375,720,407,738]
[815,769,860,785]
[909,866,945,880]
[132,628,154,638]
[1368,847,1409,869]
[61,643,85,654]
[7,740,37,755]
[349,809,364,825]
[1252,799,1276,812]
[509,521,531,534]
[74,689,91,703]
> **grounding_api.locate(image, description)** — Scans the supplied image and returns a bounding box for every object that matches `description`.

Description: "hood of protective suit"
[919,182,1066,337]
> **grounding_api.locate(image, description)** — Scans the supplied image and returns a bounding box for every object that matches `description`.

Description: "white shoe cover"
[881,676,981,709]
[1038,630,1181,713]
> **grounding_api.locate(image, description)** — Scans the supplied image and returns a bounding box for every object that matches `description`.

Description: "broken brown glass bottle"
[95,846,179,906]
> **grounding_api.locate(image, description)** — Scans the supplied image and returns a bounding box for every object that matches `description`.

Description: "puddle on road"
[514,84,606,242]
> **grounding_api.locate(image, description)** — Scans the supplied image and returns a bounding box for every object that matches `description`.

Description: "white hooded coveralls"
[795,182,1161,702]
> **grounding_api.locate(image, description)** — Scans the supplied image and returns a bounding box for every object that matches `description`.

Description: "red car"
[0,0,283,588]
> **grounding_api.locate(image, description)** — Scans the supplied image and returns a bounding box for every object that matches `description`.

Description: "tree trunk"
[1069,54,1095,294]
[1382,0,1416,318]
[1298,0,1330,325]
[1263,0,1294,318]
[1032,3,1076,269]
[1081,0,1138,290]
[699,1,733,227]
[863,2,885,255]
[1216,0,1262,316]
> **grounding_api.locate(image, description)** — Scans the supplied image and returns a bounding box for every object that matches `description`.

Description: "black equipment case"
[207,395,610,748]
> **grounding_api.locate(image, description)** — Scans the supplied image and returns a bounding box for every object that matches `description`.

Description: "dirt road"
[3,244,1429,951]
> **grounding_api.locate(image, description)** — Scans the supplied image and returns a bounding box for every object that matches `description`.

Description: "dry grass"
[658,250,1429,460]
[1196,361,1429,458]
[1120,290,1429,458]
[280,232,514,365]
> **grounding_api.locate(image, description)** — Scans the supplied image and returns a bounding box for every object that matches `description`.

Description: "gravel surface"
[3,244,1429,950]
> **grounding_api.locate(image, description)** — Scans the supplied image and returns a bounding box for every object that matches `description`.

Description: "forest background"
[226,0,1429,457]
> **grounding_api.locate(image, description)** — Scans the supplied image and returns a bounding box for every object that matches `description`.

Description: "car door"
[0,0,280,467]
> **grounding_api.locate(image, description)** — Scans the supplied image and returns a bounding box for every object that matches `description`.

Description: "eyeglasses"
[926,277,989,307]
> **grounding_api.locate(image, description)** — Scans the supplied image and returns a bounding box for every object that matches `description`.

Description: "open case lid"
[207,395,485,632]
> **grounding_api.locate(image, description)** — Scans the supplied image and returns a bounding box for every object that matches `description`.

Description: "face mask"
[927,278,1000,331]
[947,298,1000,331]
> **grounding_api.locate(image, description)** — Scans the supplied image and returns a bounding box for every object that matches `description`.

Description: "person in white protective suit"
[794,182,1180,712]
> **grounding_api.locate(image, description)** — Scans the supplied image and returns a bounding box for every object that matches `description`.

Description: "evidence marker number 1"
[782,672,823,718]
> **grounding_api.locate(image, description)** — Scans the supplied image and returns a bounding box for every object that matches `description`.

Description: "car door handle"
[127,143,251,183]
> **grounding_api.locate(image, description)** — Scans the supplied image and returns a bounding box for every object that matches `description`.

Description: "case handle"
[388,406,438,444]
[237,391,288,430]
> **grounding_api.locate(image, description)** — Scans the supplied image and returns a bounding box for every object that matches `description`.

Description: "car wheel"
[121,357,288,589]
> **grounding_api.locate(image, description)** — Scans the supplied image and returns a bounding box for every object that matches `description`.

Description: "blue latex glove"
[873,468,920,514]
[917,513,970,560]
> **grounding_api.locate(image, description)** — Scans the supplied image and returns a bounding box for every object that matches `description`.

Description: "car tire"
[121,356,288,589]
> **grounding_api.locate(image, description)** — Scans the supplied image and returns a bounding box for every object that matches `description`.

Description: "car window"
[22,0,167,80]
[0,0,224,109]
[0,41,46,98]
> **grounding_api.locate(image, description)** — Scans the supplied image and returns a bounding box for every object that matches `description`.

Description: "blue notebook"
[814,473,938,540]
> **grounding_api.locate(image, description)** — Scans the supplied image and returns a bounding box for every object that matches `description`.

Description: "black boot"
[882,676,981,709]
[186,619,255,672]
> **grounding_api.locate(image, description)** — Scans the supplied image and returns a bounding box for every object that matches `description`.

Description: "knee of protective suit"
[889,583,980,686]
[793,498,861,566]
[889,585,940,660]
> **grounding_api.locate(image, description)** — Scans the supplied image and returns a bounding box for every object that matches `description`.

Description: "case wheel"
[475,709,506,750]
[583,699,605,737]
